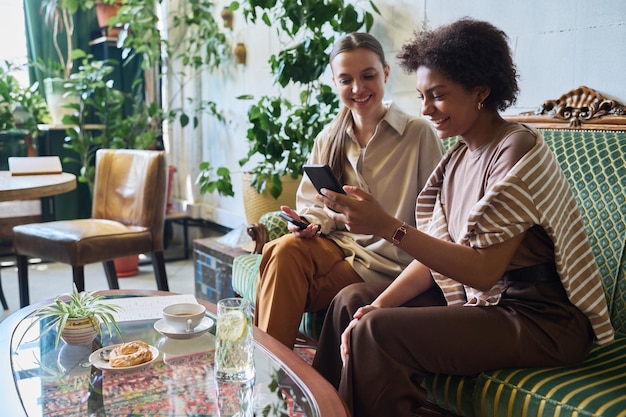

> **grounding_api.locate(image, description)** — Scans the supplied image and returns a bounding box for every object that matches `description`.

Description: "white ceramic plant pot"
[43,77,79,126]
[60,317,99,346]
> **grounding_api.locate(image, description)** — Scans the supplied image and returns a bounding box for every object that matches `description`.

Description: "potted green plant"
[60,54,159,189]
[39,0,84,124]
[36,1,120,123]
[0,60,49,140]
[23,285,122,348]
[60,55,122,189]
[197,0,379,208]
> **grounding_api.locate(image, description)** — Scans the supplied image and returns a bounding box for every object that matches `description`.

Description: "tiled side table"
[194,237,250,304]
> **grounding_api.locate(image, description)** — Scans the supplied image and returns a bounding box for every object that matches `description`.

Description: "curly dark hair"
[397,18,519,112]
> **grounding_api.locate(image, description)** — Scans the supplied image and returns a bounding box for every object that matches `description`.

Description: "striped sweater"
[416,130,615,345]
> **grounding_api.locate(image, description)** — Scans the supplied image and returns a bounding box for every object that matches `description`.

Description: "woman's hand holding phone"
[280,206,326,238]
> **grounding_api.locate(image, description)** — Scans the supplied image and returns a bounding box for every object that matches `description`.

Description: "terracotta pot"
[221,7,234,29]
[114,254,140,277]
[96,1,122,38]
[234,43,247,65]
[60,317,99,346]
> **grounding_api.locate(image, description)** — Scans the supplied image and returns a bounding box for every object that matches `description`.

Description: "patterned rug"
[42,350,308,417]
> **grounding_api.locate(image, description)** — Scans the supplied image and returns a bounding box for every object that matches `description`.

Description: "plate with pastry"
[89,340,159,372]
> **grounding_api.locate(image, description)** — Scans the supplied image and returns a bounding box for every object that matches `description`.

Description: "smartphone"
[278,212,327,237]
[279,212,309,230]
[303,164,346,195]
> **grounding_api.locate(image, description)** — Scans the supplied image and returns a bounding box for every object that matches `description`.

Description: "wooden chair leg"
[0,269,8,310]
[71,266,86,292]
[102,261,120,289]
[151,251,169,291]
[17,255,29,308]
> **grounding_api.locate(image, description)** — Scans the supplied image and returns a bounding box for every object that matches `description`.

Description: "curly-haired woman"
[311,18,614,417]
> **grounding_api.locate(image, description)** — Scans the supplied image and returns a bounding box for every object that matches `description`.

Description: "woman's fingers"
[340,318,359,365]
[340,305,379,365]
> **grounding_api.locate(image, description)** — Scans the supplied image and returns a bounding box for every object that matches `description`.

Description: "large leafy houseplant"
[197,0,379,199]
[108,0,230,134]
[61,55,159,190]
[22,286,122,348]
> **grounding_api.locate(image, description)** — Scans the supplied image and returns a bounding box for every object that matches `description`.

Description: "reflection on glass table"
[1,290,348,417]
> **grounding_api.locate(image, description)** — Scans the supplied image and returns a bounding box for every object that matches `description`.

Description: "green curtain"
[23,0,98,97]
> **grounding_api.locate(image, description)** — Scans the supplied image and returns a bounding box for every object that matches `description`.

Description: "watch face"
[392,225,407,245]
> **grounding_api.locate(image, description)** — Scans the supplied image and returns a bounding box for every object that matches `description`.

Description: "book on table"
[8,156,62,176]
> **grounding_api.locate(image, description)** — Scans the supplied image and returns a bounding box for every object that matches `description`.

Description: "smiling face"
[331,48,390,120]
[415,66,486,141]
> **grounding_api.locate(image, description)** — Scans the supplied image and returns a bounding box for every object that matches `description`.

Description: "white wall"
[419,0,626,114]
[169,0,626,229]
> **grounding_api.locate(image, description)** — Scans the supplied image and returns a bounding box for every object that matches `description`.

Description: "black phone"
[279,212,309,229]
[278,212,327,237]
[303,164,346,195]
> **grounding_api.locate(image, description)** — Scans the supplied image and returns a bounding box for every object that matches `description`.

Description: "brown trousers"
[312,280,594,417]
[254,234,362,348]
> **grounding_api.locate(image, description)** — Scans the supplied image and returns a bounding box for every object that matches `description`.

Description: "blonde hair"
[321,33,387,182]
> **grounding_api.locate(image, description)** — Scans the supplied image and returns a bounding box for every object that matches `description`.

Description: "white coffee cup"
[163,303,206,333]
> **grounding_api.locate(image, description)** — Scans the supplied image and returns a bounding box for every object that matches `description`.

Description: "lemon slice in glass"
[217,310,247,341]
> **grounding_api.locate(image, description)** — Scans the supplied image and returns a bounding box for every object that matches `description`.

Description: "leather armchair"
[13,149,169,307]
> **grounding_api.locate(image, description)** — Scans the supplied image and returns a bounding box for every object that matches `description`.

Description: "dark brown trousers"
[312,280,594,417]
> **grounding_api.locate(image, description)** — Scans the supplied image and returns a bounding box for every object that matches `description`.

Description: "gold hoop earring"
[477,101,484,111]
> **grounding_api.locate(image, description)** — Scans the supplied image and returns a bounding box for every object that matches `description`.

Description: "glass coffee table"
[0,290,348,417]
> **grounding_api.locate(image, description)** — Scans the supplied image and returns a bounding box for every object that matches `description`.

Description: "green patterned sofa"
[233,86,626,416]
[420,86,626,417]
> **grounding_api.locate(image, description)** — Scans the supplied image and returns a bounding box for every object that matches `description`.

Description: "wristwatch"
[391,222,408,246]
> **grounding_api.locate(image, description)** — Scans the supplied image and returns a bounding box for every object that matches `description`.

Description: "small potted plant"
[23,285,123,348]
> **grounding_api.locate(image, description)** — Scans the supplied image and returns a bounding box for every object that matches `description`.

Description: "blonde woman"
[254,32,444,348]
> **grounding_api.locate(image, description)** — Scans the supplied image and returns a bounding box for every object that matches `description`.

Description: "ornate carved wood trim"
[246,223,268,254]
[506,86,626,130]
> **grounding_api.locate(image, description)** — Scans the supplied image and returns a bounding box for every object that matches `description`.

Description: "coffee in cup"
[163,303,206,332]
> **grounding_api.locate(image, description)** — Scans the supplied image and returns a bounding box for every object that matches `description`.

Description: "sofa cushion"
[474,334,626,417]
[232,253,262,302]
[259,210,290,241]
[421,373,477,417]
[422,335,626,417]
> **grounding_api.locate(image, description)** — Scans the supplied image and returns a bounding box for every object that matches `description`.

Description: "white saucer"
[154,316,214,339]
[89,344,159,373]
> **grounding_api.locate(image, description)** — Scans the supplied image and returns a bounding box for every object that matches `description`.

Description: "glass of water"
[214,297,255,381]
